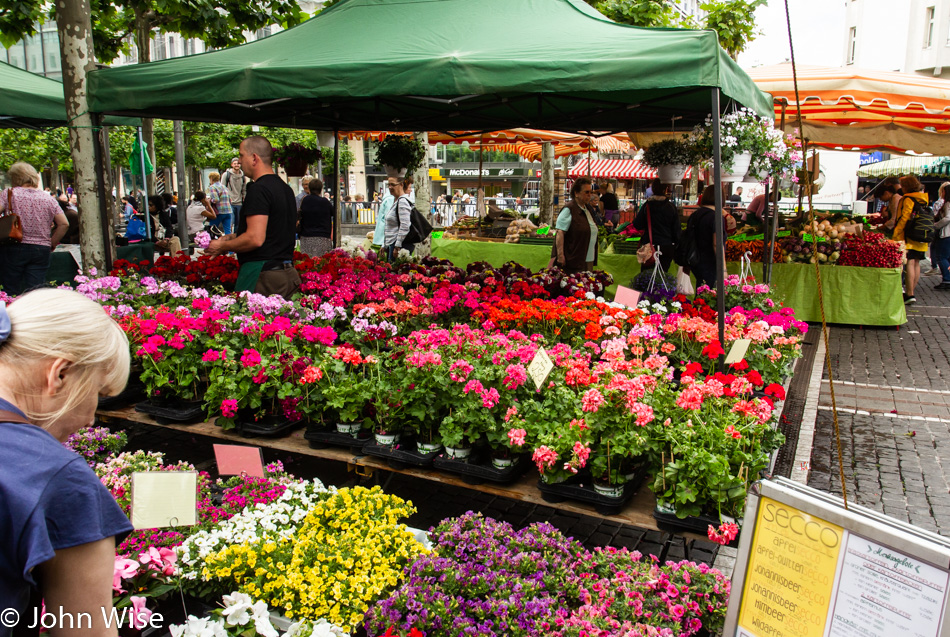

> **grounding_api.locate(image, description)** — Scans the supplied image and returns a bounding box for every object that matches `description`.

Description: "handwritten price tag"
[527,347,555,390]
[131,471,198,530]
[614,285,641,308]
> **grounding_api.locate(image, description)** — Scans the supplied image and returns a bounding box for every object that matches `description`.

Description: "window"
[925,6,935,48]
[167,36,177,59]
[848,27,857,64]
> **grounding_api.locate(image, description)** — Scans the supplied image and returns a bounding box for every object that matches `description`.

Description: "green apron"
[235,260,266,293]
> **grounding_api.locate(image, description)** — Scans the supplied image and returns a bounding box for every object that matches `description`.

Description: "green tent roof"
[0,60,137,129]
[88,0,771,132]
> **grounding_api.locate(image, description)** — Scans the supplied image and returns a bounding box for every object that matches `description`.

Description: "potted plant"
[746,127,802,182]
[273,142,321,177]
[640,137,700,184]
[690,107,775,182]
[375,134,427,178]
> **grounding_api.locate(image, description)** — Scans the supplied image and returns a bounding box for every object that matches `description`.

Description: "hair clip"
[0,303,9,344]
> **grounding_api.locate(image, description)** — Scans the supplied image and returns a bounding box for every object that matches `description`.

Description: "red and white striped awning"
[568,158,692,180]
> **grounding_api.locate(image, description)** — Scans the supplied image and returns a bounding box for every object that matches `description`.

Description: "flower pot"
[283,157,308,177]
[383,164,408,179]
[336,422,362,437]
[540,471,568,485]
[375,432,401,445]
[720,152,753,183]
[657,164,689,184]
[443,445,471,460]
[593,483,625,498]
[491,456,516,469]
[746,168,770,183]
[416,441,443,454]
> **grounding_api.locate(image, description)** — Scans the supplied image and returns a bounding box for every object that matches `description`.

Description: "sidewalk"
[805,273,950,535]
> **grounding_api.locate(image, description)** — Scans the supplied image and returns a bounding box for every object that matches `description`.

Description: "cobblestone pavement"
[808,269,950,536]
[113,421,720,566]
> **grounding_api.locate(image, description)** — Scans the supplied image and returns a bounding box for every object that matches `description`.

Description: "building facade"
[844,0,950,78]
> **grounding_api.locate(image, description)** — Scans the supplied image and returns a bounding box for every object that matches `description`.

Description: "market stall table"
[47,242,156,284]
[95,405,678,535]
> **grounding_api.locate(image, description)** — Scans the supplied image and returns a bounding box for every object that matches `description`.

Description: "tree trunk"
[135,17,157,193]
[413,132,432,257]
[539,142,555,225]
[55,0,106,271]
[689,165,699,202]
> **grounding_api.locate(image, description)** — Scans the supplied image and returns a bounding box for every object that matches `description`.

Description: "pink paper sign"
[213,444,265,478]
[614,285,641,308]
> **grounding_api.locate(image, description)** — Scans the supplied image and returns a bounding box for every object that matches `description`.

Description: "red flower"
[729,358,749,371]
[744,370,763,386]
[764,383,786,400]
[684,361,704,377]
[701,341,725,359]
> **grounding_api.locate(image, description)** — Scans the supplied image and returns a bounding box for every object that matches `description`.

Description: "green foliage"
[700,0,767,59]
[375,134,427,173]
[0,0,309,65]
[589,0,678,27]
[640,137,701,168]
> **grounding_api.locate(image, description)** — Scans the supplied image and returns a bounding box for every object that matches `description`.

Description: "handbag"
[636,203,656,266]
[0,188,24,245]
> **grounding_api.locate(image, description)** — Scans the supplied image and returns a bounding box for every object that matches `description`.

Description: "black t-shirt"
[633,199,681,246]
[237,174,297,265]
[601,192,619,210]
[299,194,334,238]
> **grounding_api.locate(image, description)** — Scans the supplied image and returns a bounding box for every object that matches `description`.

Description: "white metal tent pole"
[710,89,726,368]
[333,130,341,248]
[173,120,189,253]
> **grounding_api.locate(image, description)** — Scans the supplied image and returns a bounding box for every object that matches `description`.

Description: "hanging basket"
[656,164,689,185]
[383,164,408,179]
[720,152,753,183]
[316,131,335,147]
[282,158,309,177]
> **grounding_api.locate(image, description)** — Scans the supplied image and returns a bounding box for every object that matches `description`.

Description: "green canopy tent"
[87,0,771,131]
[0,60,137,129]
[88,0,772,348]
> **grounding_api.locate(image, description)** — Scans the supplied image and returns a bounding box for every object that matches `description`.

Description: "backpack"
[395,197,433,245]
[674,208,710,268]
[906,199,936,243]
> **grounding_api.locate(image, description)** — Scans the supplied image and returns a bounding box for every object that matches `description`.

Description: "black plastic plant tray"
[135,398,205,423]
[652,507,741,547]
[536,467,646,516]
[98,380,146,410]
[433,453,528,485]
[362,442,442,469]
[303,427,371,452]
[236,416,304,438]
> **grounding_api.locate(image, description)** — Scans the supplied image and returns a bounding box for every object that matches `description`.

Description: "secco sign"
[738,497,843,637]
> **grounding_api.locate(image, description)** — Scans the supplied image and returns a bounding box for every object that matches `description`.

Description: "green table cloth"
[46,243,156,285]
[430,238,906,326]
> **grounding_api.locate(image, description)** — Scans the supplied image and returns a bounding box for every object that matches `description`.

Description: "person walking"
[632,178,680,273]
[684,186,727,290]
[893,175,930,304]
[0,162,69,295]
[222,157,246,227]
[373,179,395,247]
[205,135,301,299]
[383,176,415,259]
[931,182,950,290]
[553,176,598,274]
[298,178,334,258]
[207,172,234,235]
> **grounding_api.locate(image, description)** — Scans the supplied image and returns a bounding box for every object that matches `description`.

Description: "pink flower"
[129,596,153,630]
[676,386,704,411]
[112,557,139,593]
[201,348,226,362]
[629,401,654,426]
[503,364,528,390]
[240,348,261,367]
[532,445,558,472]
[221,399,238,418]
[449,359,475,382]
[581,388,605,413]
[507,428,527,447]
[708,521,740,545]
[481,387,500,409]
[463,379,484,395]
[504,406,518,423]
[572,442,591,468]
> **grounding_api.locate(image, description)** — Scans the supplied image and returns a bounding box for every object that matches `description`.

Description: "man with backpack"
[893,175,934,305]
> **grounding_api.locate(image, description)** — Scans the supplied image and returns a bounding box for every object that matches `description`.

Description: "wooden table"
[97,406,680,535]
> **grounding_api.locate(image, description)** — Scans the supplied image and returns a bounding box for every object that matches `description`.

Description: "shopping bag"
[676,266,695,295]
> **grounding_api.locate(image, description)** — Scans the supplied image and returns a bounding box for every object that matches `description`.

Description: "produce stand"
[95,406,680,536]
[727,261,906,326]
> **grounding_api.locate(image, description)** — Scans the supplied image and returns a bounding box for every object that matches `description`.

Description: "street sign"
[725,478,950,637]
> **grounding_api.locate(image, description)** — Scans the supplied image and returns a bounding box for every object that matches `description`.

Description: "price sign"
[527,347,554,390]
[431,231,444,240]
[131,471,198,530]
[614,285,641,308]
[214,444,265,478]
[777,231,791,237]
[724,339,751,365]
[537,227,551,235]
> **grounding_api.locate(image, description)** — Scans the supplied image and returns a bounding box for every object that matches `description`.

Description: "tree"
[584,0,765,59]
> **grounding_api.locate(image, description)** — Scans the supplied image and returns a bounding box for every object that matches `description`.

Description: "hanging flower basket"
[720,152,753,183]
[282,157,309,177]
[656,164,689,184]
[273,142,321,177]
[383,164,408,179]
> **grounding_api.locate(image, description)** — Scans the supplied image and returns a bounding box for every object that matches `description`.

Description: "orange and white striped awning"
[568,158,690,180]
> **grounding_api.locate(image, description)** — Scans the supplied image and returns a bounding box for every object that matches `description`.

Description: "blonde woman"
[0,289,132,632]
[0,162,69,295]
